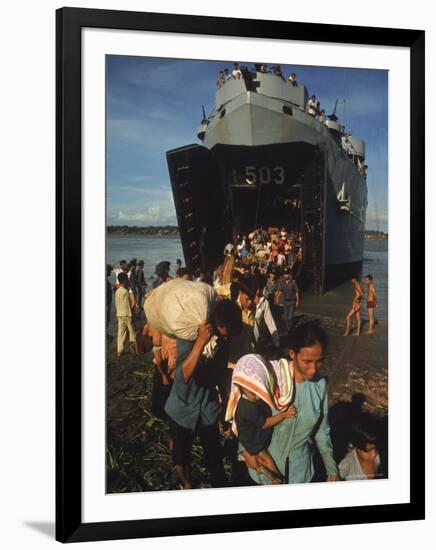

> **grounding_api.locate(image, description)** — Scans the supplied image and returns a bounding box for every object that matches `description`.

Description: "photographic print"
[56,7,424,542]
[105,55,388,493]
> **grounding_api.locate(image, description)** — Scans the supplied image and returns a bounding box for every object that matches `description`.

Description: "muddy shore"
[106,297,388,492]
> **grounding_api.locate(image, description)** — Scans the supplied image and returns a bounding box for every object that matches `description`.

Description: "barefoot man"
[344,276,364,336]
[364,274,378,335]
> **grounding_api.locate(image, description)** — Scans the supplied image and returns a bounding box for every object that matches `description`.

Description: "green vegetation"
[107,225,387,240]
[106,350,238,493]
[107,225,179,236]
[364,230,388,240]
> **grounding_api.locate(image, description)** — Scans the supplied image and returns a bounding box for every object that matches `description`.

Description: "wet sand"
[106,292,388,492]
[299,284,388,413]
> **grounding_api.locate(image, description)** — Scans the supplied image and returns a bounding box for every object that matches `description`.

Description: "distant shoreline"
[107,225,387,240]
[364,230,388,240]
[107,225,179,236]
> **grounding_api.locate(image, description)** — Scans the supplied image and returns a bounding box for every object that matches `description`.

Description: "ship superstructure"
[167,64,368,291]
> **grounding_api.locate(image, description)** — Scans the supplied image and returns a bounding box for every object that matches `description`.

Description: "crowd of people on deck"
[215,61,326,129]
[214,63,369,178]
[216,63,300,89]
[106,223,383,490]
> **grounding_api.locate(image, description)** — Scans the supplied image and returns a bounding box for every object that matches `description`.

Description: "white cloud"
[129,175,156,183]
[114,205,177,225]
[365,208,388,231]
[117,206,160,223]
[117,211,146,222]
[147,205,160,217]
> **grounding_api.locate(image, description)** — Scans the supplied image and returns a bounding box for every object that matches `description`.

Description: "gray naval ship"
[166,64,368,292]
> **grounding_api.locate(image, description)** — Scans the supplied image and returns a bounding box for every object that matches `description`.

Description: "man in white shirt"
[115,272,137,358]
[253,282,280,350]
[232,62,242,79]
[288,72,298,87]
[306,95,317,116]
[113,259,127,287]
[224,242,234,256]
[277,252,286,269]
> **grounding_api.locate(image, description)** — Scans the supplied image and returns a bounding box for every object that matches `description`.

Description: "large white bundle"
[144,279,217,340]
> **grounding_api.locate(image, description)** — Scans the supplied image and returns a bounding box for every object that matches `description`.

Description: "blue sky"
[107,56,388,231]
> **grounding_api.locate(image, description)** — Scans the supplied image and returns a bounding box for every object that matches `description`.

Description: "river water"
[107,235,388,320]
[107,234,184,282]
[301,239,388,321]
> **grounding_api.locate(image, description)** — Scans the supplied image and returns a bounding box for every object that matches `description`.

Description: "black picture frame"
[56,7,425,543]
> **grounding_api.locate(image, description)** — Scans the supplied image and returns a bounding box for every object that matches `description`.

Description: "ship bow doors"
[211,143,326,293]
[167,142,327,293]
[300,146,326,294]
[166,145,229,272]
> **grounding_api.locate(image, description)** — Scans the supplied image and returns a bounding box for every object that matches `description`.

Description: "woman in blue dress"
[244,323,339,484]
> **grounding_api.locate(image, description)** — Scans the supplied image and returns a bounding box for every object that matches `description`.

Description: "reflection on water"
[106,235,388,320]
[302,239,388,320]
[362,239,388,320]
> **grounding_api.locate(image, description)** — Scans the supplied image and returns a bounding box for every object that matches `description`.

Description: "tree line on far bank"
[107,225,388,239]
[107,225,179,236]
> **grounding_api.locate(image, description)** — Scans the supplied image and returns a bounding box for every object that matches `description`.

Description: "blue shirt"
[164,337,229,431]
[248,375,338,484]
[277,278,299,304]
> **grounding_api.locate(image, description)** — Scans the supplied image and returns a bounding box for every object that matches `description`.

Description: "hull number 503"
[243,165,285,185]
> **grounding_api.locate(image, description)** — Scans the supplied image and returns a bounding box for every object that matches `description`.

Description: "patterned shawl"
[225,353,294,435]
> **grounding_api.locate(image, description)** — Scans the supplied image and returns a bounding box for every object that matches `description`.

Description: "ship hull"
[167,138,367,291]
[204,91,329,149]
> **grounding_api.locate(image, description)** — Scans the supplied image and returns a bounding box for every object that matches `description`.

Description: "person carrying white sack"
[145,278,243,489]
[144,278,224,358]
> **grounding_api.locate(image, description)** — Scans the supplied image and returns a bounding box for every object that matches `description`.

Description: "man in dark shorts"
[365,274,378,335]
[136,260,147,308]
[344,276,364,336]
[276,269,300,332]
[164,300,242,489]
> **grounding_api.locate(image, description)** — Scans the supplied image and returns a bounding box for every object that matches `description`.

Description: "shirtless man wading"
[364,274,378,335]
[344,276,364,336]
